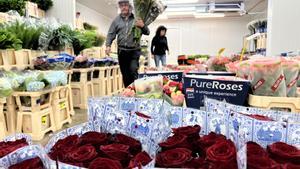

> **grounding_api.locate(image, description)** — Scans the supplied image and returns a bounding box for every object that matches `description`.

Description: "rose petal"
[156,148,192,168]
[89,157,122,169]
[196,132,226,156]
[128,151,152,168]
[51,135,79,152]
[159,134,192,151]
[183,157,207,168]
[9,157,44,169]
[100,143,130,161]
[206,139,237,168]
[66,144,97,162]
[247,156,280,169]
[281,163,300,169]
[267,142,300,164]
[0,138,28,158]
[114,134,142,155]
[79,132,110,146]
[172,125,201,138]
[247,141,268,157]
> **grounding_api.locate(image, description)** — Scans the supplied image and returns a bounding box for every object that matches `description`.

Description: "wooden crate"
[13,89,56,140]
[0,12,9,23]
[52,86,72,130]
[71,68,94,83]
[37,9,45,18]
[93,67,110,97]
[64,47,74,56]
[0,98,7,140]
[82,47,103,59]
[25,1,38,18]
[249,94,300,112]
[3,96,17,134]
[0,49,31,70]
[71,82,94,109]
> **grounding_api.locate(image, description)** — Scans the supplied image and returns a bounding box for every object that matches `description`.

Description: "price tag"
[42,115,47,124]
[60,102,66,109]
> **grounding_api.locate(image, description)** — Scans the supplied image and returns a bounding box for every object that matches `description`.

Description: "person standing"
[105,0,150,87]
[151,26,169,67]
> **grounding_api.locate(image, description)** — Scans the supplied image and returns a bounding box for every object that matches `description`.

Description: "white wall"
[267,0,300,56]
[76,2,113,35]
[147,17,251,65]
[47,0,76,27]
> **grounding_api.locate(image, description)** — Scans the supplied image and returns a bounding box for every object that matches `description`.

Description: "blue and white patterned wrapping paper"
[0,145,51,169]
[204,98,300,148]
[1,133,32,144]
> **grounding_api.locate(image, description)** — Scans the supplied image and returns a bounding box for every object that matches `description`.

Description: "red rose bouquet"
[156,125,237,168]
[0,138,28,158]
[247,141,300,169]
[0,145,49,169]
[48,131,152,169]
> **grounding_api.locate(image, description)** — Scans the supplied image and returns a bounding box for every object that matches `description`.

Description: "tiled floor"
[35,109,88,145]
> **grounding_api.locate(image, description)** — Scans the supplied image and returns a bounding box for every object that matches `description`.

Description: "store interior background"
[47,0,300,65]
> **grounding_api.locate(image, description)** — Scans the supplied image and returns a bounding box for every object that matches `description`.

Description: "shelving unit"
[244,19,267,55]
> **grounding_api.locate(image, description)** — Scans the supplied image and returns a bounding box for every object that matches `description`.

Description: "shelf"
[246,32,267,41]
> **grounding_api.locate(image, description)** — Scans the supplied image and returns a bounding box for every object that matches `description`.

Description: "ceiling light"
[194,13,225,18]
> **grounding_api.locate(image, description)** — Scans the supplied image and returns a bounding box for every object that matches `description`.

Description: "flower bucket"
[15,49,31,66]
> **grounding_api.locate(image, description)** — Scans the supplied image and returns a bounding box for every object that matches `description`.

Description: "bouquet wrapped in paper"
[281,58,299,97]
[134,76,163,99]
[249,58,286,97]
[207,56,231,71]
[132,0,166,41]
[162,77,185,106]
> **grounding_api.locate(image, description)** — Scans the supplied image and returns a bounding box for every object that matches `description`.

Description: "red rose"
[51,135,79,152]
[9,157,44,169]
[206,140,237,169]
[79,132,110,146]
[172,125,201,140]
[245,114,273,121]
[66,144,97,162]
[128,151,152,168]
[183,157,207,169]
[247,141,268,157]
[247,156,280,169]
[114,134,142,155]
[281,163,300,169]
[197,132,226,156]
[0,138,28,158]
[156,148,192,168]
[159,134,192,151]
[267,142,300,165]
[100,143,130,161]
[89,157,122,169]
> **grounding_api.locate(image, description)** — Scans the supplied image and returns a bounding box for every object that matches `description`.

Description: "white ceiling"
[76,0,267,19]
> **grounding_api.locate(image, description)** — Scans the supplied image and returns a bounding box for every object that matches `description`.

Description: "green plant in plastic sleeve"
[26,81,45,92]
[281,58,299,97]
[250,58,286,97]
[43,71,67,87]
[0,78,13,98]
[134,76,163,99]
[132,0,166,42]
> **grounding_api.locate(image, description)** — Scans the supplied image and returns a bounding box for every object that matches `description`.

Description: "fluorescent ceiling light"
[194,13,225,18]
[164,0,199,4]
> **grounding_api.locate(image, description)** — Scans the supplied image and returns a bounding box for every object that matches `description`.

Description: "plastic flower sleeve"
[0,145,51,169]
[281,58,299,97]
[0,78,13,98]
[249,58,286,97]
[1,133,32,145]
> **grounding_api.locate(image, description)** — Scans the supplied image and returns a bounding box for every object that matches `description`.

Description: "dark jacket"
[106,14,150,50]
[151,36,169,55]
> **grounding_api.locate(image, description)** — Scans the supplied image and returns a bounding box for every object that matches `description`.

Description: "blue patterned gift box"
[0,145,52,169]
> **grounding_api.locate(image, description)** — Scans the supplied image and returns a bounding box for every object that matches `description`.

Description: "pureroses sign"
[139,71,183,82]
[184,75,251,108]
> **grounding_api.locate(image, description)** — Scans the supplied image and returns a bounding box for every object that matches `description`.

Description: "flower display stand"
[248,94,300,113]
[0,98,7,140]
[13,89,56,140]
[3,96,17,135]
[25,1,38,18]
[107,66,118,96]
[52,86,72,130]
[116,66,124,93]
[71,68,94,109]
[15,49,31,67]
[30,50,45,68]
[92,67,109,97]
[82,47,104,59]
[0,49,16,70]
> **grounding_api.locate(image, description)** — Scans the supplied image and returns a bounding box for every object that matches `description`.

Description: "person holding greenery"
[105,0,150,87]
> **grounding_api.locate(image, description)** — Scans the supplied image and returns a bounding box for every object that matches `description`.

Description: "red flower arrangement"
[8,157,44,169]
[48,132,152,169]
[156,125,237,168]
[0,138,28,158]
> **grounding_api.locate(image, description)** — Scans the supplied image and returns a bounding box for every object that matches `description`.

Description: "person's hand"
[135,18,145,28]
[105,46,111,56]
